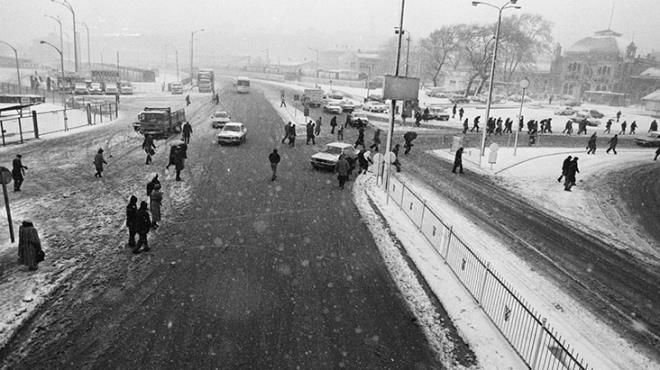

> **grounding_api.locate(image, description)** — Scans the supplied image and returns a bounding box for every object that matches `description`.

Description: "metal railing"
[385,174,592,370]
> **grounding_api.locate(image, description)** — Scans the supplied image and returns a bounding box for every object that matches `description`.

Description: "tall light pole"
[44,15,64,53]
[472,0,521,166]
[0,41,21,91]
[190,28,204,88]
[405,30,412,77]
[40,40,67,130]
[176,49,180,81]
[81,22,91,71]
[51,0,78,73]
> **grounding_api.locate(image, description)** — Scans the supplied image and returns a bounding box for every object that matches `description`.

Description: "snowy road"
[0,85,459,368]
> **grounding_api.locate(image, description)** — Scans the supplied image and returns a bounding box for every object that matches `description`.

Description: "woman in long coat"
[150,183,163,228]
[18,220,42,271]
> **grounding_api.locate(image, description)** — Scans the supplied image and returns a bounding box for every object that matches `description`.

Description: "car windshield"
[223,126,241,132]
[324,146,344,155]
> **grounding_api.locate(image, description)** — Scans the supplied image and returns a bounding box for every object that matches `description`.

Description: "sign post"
[0,166,15,242]
[514,78,529,156]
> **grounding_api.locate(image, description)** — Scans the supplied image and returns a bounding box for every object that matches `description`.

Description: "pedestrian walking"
[126,195,138,248]
[604,119,612,134]
[330,116,337,134]
[335,154,350,190]
[355,127,365,148]
[462,119,469,134]
[369,129,381,151]
[655,147,660,161]
[182,121,193,144]
[337,123,344,141]
[452,147,464,174]
[146,174,160,196]
[315,117,322,136]
[392,144,402,172]
[185,94,191,106]
[306,120,316,145]
[586,133,597,154]
[281,121,291,143]
[577,120,588,135]
[344,114,351,128]
[166,144,179,170]
[546,118,553,133]
[564,157,579,192]
[452,104,457,118]
[93,148,107,178]
[630,121,637,135]
[18,220,42,271]
[649,120,658,133]
[133,201,151,254]
[174,148,185,181]
[280,96,286,107]
[458,107,464,121]
[269,148,280,181]
[11,154,28,191]
[470,116,480,132]
[150,184,163,228]
[403,131,417,155]
[288,123,297,147]
[142,134,156,165]
[423,107,430,122]
[606,134,618,154]
[414,111,422,127]
[616,110,621,122]
[619,121,627,135]
[557,155,572,183]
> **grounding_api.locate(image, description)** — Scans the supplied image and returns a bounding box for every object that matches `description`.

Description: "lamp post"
[44,15,64,53]
[472,0,521,166]
[190,28,204,88]
[514,77,529,156]
[51,0,78,73]
[40,40,67,131]
[81,22,91,71]
[0,41,21,92]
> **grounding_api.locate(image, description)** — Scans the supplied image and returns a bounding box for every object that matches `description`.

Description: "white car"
[311,142,358,170]
[211,111,231,128]
[89,82,103,95]
[323,104,342,114]
[363,101,388,113]
[104,85,119,95]
[339,99,361,112]
[350,111,369,126]
[217,122,247,145]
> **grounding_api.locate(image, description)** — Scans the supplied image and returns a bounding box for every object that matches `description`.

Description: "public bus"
[235,76,250,94]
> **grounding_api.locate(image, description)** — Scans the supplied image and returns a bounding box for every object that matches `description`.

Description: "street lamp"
[472,0,521,166]
[44,15,64,54]
[514,77,529,156]
[81,22,91,71]
[190,28,204,88]
[40,40,68,131]
[0,41,21,91]
[51,0,78,73]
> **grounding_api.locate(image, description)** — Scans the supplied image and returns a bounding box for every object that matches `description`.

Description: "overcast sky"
[1,0,658,57]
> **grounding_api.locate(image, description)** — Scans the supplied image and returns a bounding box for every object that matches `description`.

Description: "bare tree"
[498,14,553,81]
[456,24,493,96]
[419,25,460,87]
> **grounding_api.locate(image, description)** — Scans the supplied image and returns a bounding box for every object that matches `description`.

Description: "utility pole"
[190,29,204,88]
[116,51,120,82]
[405,31,411,76]
[82,22,91,71]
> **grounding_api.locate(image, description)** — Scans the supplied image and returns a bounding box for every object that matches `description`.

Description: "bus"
[235,76,250,94]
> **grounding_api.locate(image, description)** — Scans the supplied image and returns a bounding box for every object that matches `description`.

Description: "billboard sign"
[383,75,420,100]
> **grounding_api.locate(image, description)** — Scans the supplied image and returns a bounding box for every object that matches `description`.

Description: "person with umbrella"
[403,131,417,155]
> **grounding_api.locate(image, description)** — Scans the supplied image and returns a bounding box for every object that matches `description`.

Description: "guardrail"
[384,174,592,370]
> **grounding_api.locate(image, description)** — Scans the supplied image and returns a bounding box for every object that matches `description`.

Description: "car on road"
[426,105,450,120]
[571,114,601,126]
[563,99,581,107]
[311,142,358,171]
[583,109,604,119]
[89,82,103,95]
[322,93,344,106]
[363,101,388,113]
[349,111,369,127]
[365,94,383,102]
[634,132,660,147]
[74,83,89,95]
[339,99,360,112]
[323,104,342,114]
[104,84,118,95]
[217,122,247,145]
[555,107,577,116]
[210,111,231,128]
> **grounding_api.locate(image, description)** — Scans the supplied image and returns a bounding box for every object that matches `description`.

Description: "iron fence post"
[444,226,453,260]
[400,181,405,206]
[478,262,491,306]
[419,201,426,229]
[530,317,547,369]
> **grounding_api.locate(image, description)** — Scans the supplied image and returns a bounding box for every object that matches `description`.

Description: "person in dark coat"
[335,154,350,189]
[134,201,151,253]
[403,131,416,155]
[182,121,193,144]
[146,174,160,196]
[557,155,572,183]
[11,154,28,191]
[126,195,138,248]
[306,120,315,145]
[281,121,291,143]
[150,184,163,228]
[175,148,185,181]
[357,149,370,174]
[315,117,322,136]
[606,134,618,154]
[18,220,42,271]
[94,148,107,178]
[369,129,381,151]
[344,114,351,128]
[619,121,627,135]
[630,121,637,135]
[586,133,597,154]
[185,94,191,106]
[142,134,156,164]
[288,123,296,147]
[649,120,658,133]
[655,147,660,161]
[616,110,621,122]
[462,119,469,134]
[423,107,430,122]
[269,148,281,181]
[166,145,179,169]
[604,119,612,134]
[355,127,365,148]
[330,116,337,134]
[337,123,344,140]
[470,116,480,132]
[452,147,464,174]
[458,107,464,121]
[392,144,401,172]
[564,157,579,191]
[452,104,457,118]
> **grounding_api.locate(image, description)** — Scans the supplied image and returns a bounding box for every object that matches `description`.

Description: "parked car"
[89,82,103,95]
[310,142,358,171]
[363,101,388,113]
[365,94,383,102]
[349,111,369,127]
[323,104,342,114]
[587,109,604,119]
[339,99,360,112]
[564,99,581,107]
[322,93,344,106]
[634,132,660,147]
[104,85,119,95]
[426,105,450,120]
[171,83,183,95]
[217,122,247,145]
[570,114,601,127]
[555,107,577,116]
[74,83,89,95]
[449,96,470,104]
[210,111,231,128]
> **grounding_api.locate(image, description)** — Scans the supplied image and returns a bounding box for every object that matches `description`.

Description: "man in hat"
[269,149,281,181]
[182,121,193,144]
[12,154,28,191]
[94,148,107,178]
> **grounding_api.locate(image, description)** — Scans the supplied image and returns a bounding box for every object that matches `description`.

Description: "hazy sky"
[1,0,659,58]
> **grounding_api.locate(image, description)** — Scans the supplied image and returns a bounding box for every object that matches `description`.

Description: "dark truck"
[133,107,186,138]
